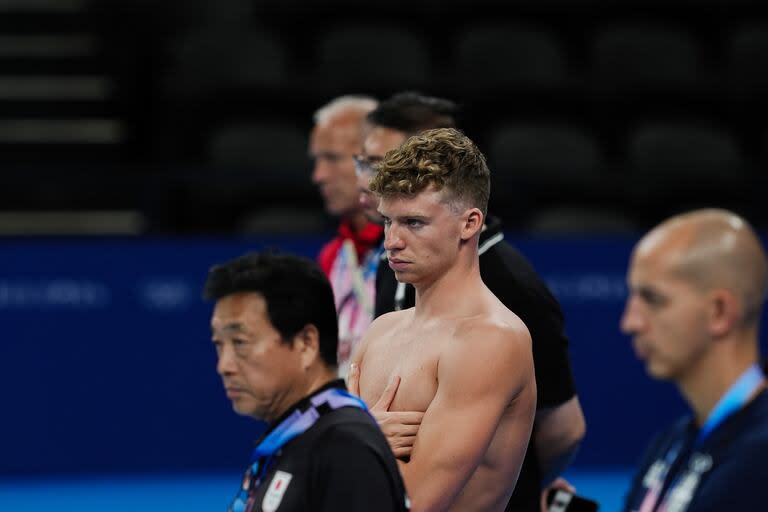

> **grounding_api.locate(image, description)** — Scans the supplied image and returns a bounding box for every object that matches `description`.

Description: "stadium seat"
[625,122,747,203]
[312,25,429,91]
[590,25,701,88]
[163,27,287,98]
[204,122,315,218]
[525,206,637,235]
[452,25,566,90]
[628,122,743,173]
[207,122,307,176]
[488,123,603,184]
[727,25,768,87]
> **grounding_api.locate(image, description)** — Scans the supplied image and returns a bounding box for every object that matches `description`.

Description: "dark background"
[0,0,766,478]
[0,0,765,236]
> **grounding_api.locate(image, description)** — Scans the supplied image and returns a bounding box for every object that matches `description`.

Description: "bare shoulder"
[365,308,411,339]
[442,312,534,392]
[455,309,532,356]
[352,308,411,362]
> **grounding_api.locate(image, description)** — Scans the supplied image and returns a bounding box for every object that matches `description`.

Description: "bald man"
[621,209,768,512]
[309,96,382,375]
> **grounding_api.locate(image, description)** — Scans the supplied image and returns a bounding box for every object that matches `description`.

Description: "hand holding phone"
[546,488,599,512]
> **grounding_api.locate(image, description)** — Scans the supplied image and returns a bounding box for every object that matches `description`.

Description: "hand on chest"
[360,327,443,412]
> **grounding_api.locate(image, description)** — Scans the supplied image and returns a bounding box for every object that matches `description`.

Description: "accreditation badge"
[262,471,293,512]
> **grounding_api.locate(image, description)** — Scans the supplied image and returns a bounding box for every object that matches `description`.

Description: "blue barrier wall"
[2,235,765,475]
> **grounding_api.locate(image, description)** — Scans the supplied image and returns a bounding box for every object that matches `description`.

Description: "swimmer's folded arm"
[348,335,423,460]
[400,323,534,512]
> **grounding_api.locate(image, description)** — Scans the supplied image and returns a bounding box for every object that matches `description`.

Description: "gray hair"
[313,95,378,125]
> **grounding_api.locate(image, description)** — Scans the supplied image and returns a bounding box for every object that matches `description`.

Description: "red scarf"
[318,220,383,277]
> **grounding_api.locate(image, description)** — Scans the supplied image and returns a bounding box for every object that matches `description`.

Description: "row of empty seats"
[205,121,764,173]
[0,0,764,235]
[201,120,757,234]
[159,23,768,99]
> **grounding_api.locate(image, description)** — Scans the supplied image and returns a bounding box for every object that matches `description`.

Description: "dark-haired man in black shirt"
[205,251,409,512]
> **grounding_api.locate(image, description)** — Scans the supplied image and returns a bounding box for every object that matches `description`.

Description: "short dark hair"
[367,91,458,135]
[203,251,338,368]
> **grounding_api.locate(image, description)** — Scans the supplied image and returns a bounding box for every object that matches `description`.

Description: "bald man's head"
[637,209,768,327]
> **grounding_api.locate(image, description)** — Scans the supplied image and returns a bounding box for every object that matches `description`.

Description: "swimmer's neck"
[412,258,483,319]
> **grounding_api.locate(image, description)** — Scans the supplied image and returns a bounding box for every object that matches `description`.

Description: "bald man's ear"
[708,288,740,338]
[293,324,321,370]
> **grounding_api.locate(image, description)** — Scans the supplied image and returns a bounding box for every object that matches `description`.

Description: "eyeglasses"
[353,154,383,178]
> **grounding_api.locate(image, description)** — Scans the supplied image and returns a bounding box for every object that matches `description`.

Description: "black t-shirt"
[374,215,577,511]
[237,380,409,512]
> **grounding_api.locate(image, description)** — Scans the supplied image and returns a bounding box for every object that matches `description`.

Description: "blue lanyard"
[228,387,367,512]
[641,363,766,512]
[695,363,765,446]
[250,387,367,462]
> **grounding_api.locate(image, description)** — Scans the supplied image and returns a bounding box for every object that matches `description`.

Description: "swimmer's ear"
[293,324,321,370]
[460,207,484,241]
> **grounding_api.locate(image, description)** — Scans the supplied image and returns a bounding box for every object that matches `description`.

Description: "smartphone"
[546,488,599,512]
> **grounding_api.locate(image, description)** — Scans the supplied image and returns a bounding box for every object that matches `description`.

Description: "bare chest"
[358,324,446,412]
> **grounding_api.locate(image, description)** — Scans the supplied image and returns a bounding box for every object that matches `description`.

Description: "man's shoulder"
[748,389,768,420]
[480,238,562,308]
[366,308,411,336]
[316,405,379,431]
[485,290,532,336]
[305,405,377,438]
[437,309,535,400]
[720,391,768,451]
[479,234,534,278]
[310,407,391,455]
[688,398,768,509]
[477,220,557,303]
[461,312,529,339]
[450,310,532,361]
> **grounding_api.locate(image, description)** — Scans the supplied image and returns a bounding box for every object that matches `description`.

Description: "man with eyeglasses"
[355,92,586,512]
[206,251,409,512]
[309,95,381,378]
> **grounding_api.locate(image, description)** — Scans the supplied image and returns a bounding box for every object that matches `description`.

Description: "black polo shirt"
[235,379,409,512]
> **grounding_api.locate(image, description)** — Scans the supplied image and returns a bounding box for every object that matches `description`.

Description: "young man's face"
[621,240,711,383]
[356,126,408,224]
[211,292,304,422]
[378,185,468,286]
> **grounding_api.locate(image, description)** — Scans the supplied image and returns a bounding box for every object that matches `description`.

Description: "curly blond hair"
[369,128,490,216]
